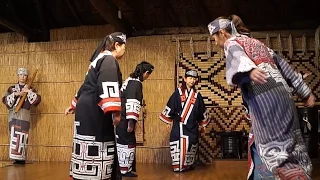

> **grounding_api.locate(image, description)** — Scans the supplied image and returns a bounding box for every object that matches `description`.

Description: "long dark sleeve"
[197,93,209,127]
[2,86,17,109]
[159,90,177,124]
[125,80,143,121]
[270,49,312,99]
[97,57,121,113]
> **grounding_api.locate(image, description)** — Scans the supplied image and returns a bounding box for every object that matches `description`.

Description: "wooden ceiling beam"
[64,0,84,26]
[0,16,35,40]
[35,0,50,41]
[123,0,145,31]
[89,0,128,33]
[197,0,211,24]
[169,2,189,27]
[162,0,181,27]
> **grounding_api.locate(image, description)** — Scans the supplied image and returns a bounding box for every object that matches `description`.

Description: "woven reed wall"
[0,32,27,45]
[50,24,115,41]
[0,25,319,164]
[0,26,175,163]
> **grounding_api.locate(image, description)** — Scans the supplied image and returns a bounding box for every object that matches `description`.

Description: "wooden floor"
[1,160,320,180]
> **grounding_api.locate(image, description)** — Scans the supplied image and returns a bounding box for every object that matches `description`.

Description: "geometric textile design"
[117,143,135,174]
[177,43,320,163]
[9,118,30,160]
[70,122,115,179]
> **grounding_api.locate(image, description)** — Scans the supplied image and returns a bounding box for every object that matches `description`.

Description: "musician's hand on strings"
[305,94,316,107]
[64,106,74,115]
[250,68,267,84]
[14,92,22,97]
[21,85,30,93]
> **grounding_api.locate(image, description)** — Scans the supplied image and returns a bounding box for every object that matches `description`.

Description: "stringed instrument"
[15,69,39,113]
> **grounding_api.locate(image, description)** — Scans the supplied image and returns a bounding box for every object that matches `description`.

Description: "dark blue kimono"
[160,87,209,172]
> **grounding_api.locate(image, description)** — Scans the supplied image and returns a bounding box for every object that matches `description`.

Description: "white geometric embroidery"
[117,34,126,43]
[162,105,172,118]
[185,144,198,166]
[120,77,140,92]
[170,140,180,168]
[71,121,115,180]
[258,139,291,172]
[100,81,120,98]
[27,91,37,104]
[117,144,135,174]
[208,24,216,35]
[86,51,112,75]
[258,62,291,92]
[9,126,28,160]
[126,99,141,121]
[170,139,198,171]
[6,93,15,107]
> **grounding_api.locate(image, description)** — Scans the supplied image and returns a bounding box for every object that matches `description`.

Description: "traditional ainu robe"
[2,84,41,161]
[225,34,312,179]
[116,77,143,175]
[160,87,209,172]
[69,51,122,180]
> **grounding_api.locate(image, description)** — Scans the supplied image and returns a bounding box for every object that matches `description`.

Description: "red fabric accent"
[180,95,186,102]
[160,114,172,123]
[128,144,136,148]
[248,134,255,171]
[276,166,308,180]
[180,91,196,123]
[120,167,129,171]
[98,97,121,113]
[126,112,139,118]
[235,36,275,66]
[70,97,77,110]
[181,138,187,169]
[199,119,209,126]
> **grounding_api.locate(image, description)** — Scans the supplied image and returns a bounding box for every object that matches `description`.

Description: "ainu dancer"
[65,32,126,180]
[160,70,209,172]
[116,61,154,177]
[208,17,316,179]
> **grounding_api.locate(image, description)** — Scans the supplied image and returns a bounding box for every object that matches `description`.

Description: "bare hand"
[200,126,206,132]
[64,106,74,115]
[127,120,135,132]
[14,92,22,97]
[112,112,121,126]
[303,71,312,79]
[21,85,30,93]
[305,94,316,107]
[250,68,267,84]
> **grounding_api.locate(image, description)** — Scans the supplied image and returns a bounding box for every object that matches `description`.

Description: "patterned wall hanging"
[175,31,320,163]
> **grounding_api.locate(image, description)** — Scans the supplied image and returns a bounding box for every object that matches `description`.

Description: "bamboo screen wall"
[0,25,319,164]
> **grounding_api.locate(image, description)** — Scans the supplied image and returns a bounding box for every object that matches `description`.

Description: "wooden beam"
[124,0,145,30]
[170,29,316,42]
[132,27,208,37]
[169,2,189,27]
[197,0,211,24]
[0,16,35,39]
[64,0,84,25]
[162,0,181,27]
[35,0,50,41]
[89,0,127,32]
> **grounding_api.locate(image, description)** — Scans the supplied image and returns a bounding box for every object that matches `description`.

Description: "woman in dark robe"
[65,32,126,180]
